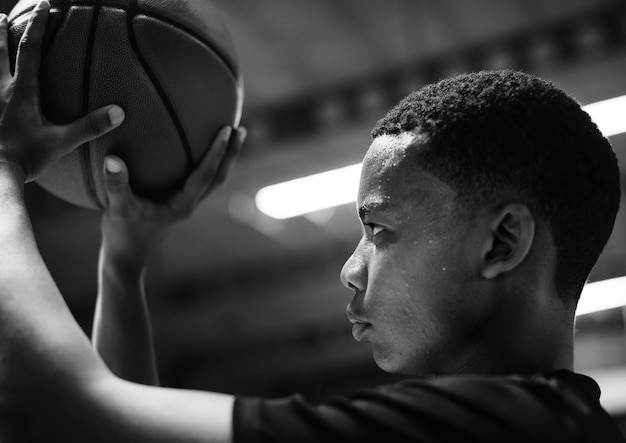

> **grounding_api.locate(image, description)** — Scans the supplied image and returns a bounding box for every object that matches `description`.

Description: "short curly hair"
[372,70,621,306]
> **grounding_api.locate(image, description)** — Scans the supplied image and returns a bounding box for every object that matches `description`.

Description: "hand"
[101,125,246,268]
[0,0,124,182]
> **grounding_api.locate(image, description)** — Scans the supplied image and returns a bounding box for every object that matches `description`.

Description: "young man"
[0,2,623,441]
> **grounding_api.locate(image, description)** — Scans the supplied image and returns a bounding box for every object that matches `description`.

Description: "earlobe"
[481,203,535,279]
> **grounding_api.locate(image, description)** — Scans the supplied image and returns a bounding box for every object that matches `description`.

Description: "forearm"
[93,242,159,385]
[0,165,235,442]
[0,163,111,413]
[90,125,244,386]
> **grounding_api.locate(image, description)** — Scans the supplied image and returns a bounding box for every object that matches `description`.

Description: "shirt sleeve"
[232,372,624,443]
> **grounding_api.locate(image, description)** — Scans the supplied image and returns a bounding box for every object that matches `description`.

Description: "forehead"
[358,132,454,219]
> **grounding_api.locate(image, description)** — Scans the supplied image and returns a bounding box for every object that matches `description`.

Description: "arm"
[0,3,239,441]
[93,229,160,385]
[92,126,244,385]
[0,164,235,443]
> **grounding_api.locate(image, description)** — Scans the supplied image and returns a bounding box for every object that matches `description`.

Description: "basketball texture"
[8,0,243,209]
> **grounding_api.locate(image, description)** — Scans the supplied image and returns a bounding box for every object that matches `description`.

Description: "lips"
[346,304,371,341]
[351,322,370,341]
[346,304,365,324]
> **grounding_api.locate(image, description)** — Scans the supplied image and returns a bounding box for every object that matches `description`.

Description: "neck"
[446,286,575,376]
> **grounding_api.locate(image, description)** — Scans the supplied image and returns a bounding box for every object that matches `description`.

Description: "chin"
[372,348,435,376]
[372,349,412,375]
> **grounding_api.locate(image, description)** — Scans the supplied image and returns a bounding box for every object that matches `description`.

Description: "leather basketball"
[8,0,243,209]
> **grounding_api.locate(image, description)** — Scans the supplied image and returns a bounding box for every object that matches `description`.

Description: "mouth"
[351,322,370,341]
[346,305,371,341]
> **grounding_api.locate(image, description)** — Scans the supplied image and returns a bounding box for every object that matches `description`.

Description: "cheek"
[363,236,469,320]
[391,242,468,322]
[365,260,430,332]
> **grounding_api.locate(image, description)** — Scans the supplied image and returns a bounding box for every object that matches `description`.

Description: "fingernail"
[0,15,7,25]
[107,105,125,126]
[238,127,247,144]
[105,157,122,174]
[222,126,232,141]
[35,0,50,10]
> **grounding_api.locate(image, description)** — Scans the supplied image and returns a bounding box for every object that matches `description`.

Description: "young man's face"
[340,132,489,375]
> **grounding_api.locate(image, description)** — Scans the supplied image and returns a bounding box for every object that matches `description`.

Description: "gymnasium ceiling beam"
[242,1,626,149]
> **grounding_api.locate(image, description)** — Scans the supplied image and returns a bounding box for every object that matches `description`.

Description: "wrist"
[0,154,26,179]
[0,161,27,218]
[99,241,148,278]
[0,159,26,188]
[101,212,166,260]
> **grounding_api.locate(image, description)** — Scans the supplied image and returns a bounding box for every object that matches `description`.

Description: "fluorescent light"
[582,95,626,138]
[255,164,361,219]
[576,276,626,316]
[255,95,626,219]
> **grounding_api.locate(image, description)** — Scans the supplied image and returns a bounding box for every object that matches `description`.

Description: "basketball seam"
[127,0,195,173]
[129,3,238,79]
[11,1,238,80]
[81,0,104,208]
[62,0,239,79]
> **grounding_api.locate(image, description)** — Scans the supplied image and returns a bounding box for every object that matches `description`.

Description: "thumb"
[62,105,125,150]
[103,156,134,211]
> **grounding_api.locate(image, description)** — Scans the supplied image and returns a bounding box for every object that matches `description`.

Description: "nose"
[340,240,368,292]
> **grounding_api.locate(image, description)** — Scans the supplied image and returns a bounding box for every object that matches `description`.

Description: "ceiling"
[4,0,626,407]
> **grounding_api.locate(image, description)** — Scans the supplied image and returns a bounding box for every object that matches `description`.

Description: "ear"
[481,203,535,279]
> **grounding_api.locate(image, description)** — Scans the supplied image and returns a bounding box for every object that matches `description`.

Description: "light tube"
[576,276,626,316]
[255,164,361,219]
[582,95,626,138]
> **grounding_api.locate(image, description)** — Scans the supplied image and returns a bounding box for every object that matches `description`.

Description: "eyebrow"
[358,201,390,220]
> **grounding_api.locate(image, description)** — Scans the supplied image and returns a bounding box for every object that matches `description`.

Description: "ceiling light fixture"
[583,94,626,138]
[575,276,626,316]
[255,163,361,219]
[255,95,626,219]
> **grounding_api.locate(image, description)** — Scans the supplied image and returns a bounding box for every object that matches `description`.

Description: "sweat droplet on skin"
[442,266,447,272]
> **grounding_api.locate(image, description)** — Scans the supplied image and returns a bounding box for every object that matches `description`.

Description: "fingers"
[0,14,11,85]
[59,105,125,152]
[169,126,233,213]
[103,156,136,212]
[107,125,245,218]
[14,0,50,93]
[203,126,246,197]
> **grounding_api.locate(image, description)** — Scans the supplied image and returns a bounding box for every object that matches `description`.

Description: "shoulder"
[385,369,598,411]
[346,371,589,439]
[234,371,624,443]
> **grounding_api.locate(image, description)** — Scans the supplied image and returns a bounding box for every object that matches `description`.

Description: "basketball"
[8,0,243,209]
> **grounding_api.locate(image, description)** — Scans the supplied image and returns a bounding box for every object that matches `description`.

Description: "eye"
[365,223,385,237]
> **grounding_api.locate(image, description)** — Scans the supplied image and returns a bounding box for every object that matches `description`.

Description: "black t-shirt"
[233,370,625,442]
